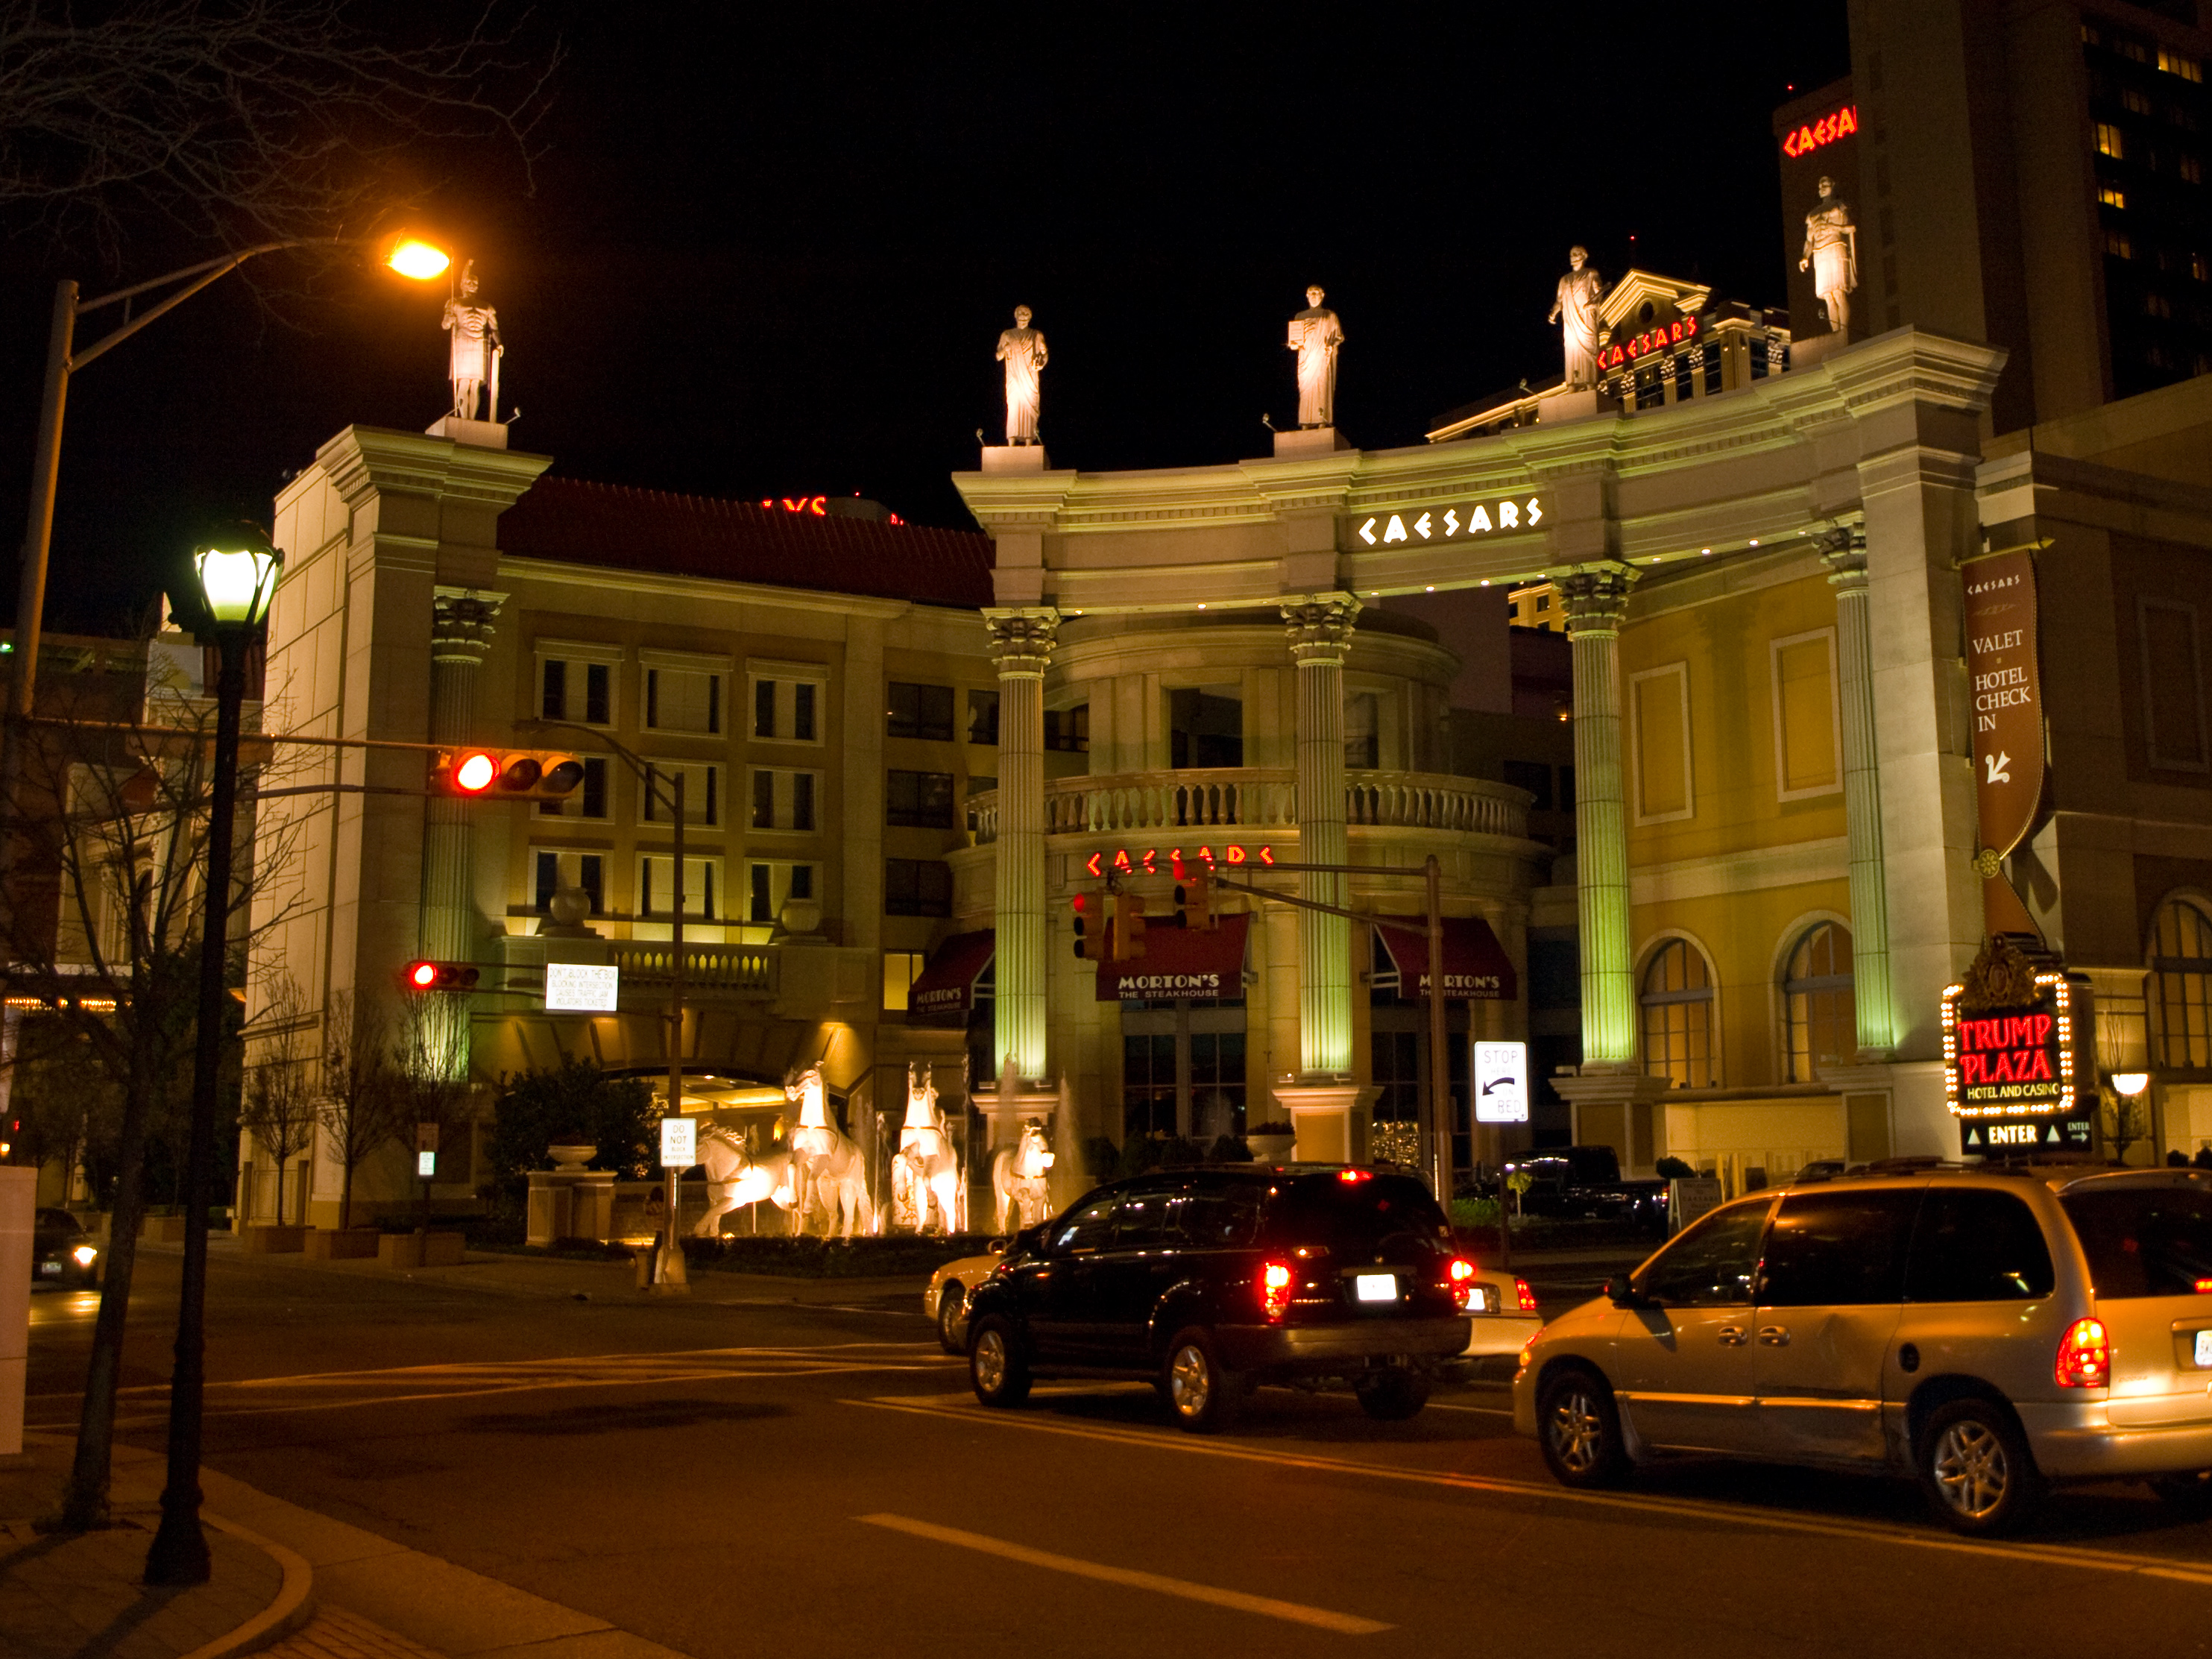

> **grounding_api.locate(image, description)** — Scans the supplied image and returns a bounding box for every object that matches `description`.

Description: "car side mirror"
[1604,1274,1653,1309]
[986,1235,1010,1253]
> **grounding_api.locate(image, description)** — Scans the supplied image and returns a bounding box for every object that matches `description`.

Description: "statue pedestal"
[1785,330,1847,371]
[1273,426,1352,459]
[1534,388,1618,426]
[426,416,509,450]
[981,444,1050,473]
[1273,1081,1378,1164]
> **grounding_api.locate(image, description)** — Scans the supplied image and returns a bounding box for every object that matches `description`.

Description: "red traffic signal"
[401,960,479,992]
[1073,892,1111,962]
[434,748,587,800]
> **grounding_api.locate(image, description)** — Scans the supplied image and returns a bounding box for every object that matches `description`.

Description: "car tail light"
[1444,1256,1478,1312]
[2196,1278,2212,1294]
[1515,1278,1538,1315]
[2056,1316,2110,1389]
[1261,1259,1293,1320]
[1337,1168,1370,1183]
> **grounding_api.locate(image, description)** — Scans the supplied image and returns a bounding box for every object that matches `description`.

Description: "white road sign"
[1474,1040,1529,1124]
[660,1115,697,1170]
[546,963,620,1013]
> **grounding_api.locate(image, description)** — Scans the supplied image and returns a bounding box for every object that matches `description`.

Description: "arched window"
[1782,922,1856,1083]
[2150,896,2212,1069]
[1640,939,1714,1089]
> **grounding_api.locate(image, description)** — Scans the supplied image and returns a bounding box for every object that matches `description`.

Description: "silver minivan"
[1512,1166,2212,1533]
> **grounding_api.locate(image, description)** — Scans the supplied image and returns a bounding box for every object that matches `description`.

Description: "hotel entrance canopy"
[1373,916,1517,1001]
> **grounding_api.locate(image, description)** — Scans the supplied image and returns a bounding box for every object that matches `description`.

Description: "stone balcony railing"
[605,941,777,996]
[969,766,1529,845]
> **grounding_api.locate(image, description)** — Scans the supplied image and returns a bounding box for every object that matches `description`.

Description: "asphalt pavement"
[21,1238,2212,1659]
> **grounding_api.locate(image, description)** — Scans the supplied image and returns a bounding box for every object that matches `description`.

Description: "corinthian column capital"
[430,587,507,665]
[983,607,1060,679]
[1282,591,1361,666]
[1557,562,1640,636]
[1813,519,1870,591]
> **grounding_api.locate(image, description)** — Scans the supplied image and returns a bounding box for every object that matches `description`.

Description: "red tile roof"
[498,475,994,609]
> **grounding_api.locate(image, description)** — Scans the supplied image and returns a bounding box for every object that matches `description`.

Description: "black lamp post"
[144,536,282,1585]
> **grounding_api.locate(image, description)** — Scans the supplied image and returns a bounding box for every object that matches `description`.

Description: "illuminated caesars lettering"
[1357,497,1542,548]
[1085,844,1274,878]
[757,494,905,525]
[1596,312,1698,372]
[1780,104,1858,159]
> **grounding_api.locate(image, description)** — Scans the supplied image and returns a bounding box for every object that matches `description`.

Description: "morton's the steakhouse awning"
[1374,916,1518,1001]
[907,930,993,1024]
[1097,913,1251,1003]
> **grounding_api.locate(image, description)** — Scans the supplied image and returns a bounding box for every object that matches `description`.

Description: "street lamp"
[144,534,283,1586]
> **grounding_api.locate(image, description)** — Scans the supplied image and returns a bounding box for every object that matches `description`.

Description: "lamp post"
[144,538,283,1585]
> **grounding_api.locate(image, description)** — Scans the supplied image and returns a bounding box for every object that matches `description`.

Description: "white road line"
[857,1512,1391,1635]
[850,1394,2212,1590]
[1425,1400,1514,1416]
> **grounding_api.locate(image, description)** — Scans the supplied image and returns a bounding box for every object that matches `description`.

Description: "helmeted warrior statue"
[443,260,503,421]
[997,305,1048,444]
[1548,247,1605,388]
[1800,177,1859,335]
[1286,286,1344,428]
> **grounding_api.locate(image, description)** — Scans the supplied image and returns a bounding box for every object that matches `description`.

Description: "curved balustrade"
[970,768,1528,845]
[606,942,776,995]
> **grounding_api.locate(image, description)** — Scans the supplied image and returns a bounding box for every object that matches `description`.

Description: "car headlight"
[72,1245,98,1266]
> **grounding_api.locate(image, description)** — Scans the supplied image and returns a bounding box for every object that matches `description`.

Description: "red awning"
[1097,913,1250,1003]
[907,930,993,1024]
[1374,916,1518,1001]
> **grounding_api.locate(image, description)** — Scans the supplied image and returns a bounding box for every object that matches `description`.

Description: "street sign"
[415,1150,436,1179]
[660,1115,697,1170]
[1473,1041,1528,1124]
[546,962,620,1013]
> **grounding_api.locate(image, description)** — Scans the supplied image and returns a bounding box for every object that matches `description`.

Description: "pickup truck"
[1506,1145,1668,1230]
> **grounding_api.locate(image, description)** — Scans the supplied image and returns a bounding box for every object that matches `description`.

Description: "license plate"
[39,1261,60,1276]
[1354,1274,1398,1303]
[2196,1329,2212,1368]
[1466,1285,1494,1314]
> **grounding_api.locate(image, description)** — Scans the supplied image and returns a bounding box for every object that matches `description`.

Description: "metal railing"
[969,767,1528,844]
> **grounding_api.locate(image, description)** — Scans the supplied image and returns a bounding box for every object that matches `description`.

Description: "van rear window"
[2061,1183,2212,1300]
[1265,1175,1451,1254]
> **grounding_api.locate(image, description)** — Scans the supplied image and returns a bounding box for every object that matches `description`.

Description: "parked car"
[963,1165,1475,1432]
[1513,1165,2212,1534]
[1507,1145,1668,1230]
[925,1244,1004,1354]
[32,1208,100,1288]
[1464,1265,1543,1357]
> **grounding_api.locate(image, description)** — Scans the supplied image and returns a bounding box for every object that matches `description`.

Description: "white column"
[984,608,1058,1083]
[1820,523,1897,1054]
[420,587,502,1078]
[1560,562,1640,1065]
[1283,594,1358,1077]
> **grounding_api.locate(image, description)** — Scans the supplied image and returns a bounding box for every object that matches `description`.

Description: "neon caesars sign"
[1354,497,1542,547]
[1598,314,1698,373]
[1085,844,1273,878]
[757,494,905,525]
[1781,105,1858,159]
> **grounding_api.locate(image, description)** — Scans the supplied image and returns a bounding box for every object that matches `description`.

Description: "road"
[25,1246,2212,1658]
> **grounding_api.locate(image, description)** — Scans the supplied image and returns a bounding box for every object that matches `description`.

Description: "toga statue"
[1286,286,1344,428]
[443,260,503,421]
[996,305,1048,445]
[1800,177,1859,334]
[1548,247,1604,388]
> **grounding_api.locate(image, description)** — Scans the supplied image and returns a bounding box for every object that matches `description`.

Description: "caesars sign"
[1943,935,2095,1155]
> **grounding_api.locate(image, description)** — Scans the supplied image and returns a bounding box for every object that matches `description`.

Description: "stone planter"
[546,1143,596,1171]
[779,897,823,936]
[306,1227,382,1261]
[1245,1133,1296,1162]
[379,1230,465,1269]
[243,1223,308,1254]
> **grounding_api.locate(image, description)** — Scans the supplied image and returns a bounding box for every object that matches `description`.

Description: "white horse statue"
[897,1062,965,1235]
[690,1122,795,1237]
[991,1118,1056,1233]
[786,1065,875,1238]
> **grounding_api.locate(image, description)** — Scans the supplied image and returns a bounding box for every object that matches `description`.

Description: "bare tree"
[238,971,316,1224]
[0,0,559,256]
[388,988,476,1228]
[317,986,401,1231]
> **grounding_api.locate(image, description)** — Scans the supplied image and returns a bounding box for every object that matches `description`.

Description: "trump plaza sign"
[1943,935,2096,1154]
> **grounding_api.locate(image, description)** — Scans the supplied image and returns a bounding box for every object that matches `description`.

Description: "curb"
[176,1511,317,1659]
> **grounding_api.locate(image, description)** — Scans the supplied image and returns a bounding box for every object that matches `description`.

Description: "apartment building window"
[638,854,719,919]
[641,761,718,827]
[749,663,824,743]
[2161,47,2203,82]
[750,767,819,831]
[968,688,1000,746]
[643,662,722,734]
[538,755,610,819]
[2110,229,2136,259]
[1044,705,1089,753]
[886,857,952,917]
[2186,156,2205,185]
[746,860,815,925]
[532,850,605,915]
[888,681,955,741]
[2102,182,2129,208]
[538,652,614,726]
[886,769,956,828]
[2097,122,2127,160]
[883,950,927,1012]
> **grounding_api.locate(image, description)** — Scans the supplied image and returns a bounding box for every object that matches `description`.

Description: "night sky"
[0,2,1850,635]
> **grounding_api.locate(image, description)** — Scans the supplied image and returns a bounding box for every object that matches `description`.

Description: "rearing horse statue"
[897,1062,964,1235]
[690,1122,795,1237]
[785,1065,875,1238]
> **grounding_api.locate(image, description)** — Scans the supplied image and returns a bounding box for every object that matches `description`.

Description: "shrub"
[1655,1156,1696,1180]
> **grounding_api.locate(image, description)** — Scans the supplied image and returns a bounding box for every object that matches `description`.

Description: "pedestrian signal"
[401,960,480,992]
[434,749,587,801]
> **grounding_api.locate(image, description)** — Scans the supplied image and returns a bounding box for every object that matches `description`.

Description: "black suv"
[962,1165,1475,1432]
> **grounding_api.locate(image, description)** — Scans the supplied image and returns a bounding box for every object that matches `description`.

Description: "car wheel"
[1162,1327,1241,1434]
[936,1283,966,1355]
[968,1317,1031,1408]
[1917,1398,2042,1536]
[2150,1470,2212,1516]
[1536,1366,1630,1488]
[1355,1367,1431,1421]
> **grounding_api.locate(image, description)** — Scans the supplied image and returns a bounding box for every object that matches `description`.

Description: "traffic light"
[1173,865,1214,931]
[1072,893,1110,962]
[433,748,587,801]
[401,960,480,992]
[1112,890,1147,961]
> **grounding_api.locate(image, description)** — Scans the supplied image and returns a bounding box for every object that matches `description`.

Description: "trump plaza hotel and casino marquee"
[235,2,2212,1228]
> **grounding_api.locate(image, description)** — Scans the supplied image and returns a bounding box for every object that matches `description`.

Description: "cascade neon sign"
[1781,104,1858,159]
[1085,843,1274,878]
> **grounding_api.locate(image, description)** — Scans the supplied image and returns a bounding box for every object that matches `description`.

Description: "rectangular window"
[1771,629,1841,799]
[886,857,953,917]
[2140,596,2211,770]
[793,771,815,830]
[2102,182,2129,208]
[1630,663,1693,823]
[644,667,720,734]
[752,766,775,829]
[536,646,618,727]
[2125,86,2155,116]
[1502,758,1553,811]
[2110,228,2136,258]
[642,762,718,827]
[748,664,828,744]
[755,678,775,739]
[638,854,718,919]
[1168,689,1243,769]
[2161,47,2204,81]
[1343,692,1379,769]
[883,950,927,1012]
[886,769,957,828]
[743,860,818,924]
[532,850,605,914]
[2098,121,2127,159]
[794,681,816,741]
[887,681,956,741]
[968,688,1001,746]
[748,767,822,831]
[2184,155,2205,185]
[1044,705,1090,753]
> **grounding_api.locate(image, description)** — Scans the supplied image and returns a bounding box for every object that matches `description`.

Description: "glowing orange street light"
[383,236,453,281]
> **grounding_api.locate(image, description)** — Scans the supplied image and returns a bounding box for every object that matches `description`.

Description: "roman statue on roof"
[1287,286,1345,429]
[1548,247,1604,388]
[997,305,1048,446]
[443,260,504,422]
[1800,177,1859,335]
